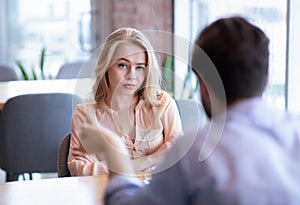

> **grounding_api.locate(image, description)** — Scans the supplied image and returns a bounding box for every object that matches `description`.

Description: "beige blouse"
[68,91,183,176]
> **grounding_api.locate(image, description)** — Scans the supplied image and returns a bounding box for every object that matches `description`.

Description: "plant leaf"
[40,47,46,80]
[48,74,53,80]
[180,66,192,98]
[163,55,174,93]
[16,60,29,80]
[31,65,38,80]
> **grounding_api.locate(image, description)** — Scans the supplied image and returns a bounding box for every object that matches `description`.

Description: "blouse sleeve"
[131,93,183,171]
[67,104,108,176]
[161,94,184,147]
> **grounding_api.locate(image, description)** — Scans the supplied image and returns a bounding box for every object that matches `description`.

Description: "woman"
[68,27,183,176]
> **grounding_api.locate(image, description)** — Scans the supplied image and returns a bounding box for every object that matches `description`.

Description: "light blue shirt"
[105,98,300,205]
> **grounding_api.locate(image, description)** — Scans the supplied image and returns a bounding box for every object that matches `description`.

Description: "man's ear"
[264,76,269,90]
[199,77,209,99]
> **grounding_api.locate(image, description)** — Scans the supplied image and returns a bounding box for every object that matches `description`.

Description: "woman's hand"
[79,124,135,177]
[78,123,105,154]
[76,105,100,127]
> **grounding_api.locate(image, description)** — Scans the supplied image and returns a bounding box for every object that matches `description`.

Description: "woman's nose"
[126,67,136,80]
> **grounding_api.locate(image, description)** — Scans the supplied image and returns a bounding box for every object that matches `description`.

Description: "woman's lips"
[123,83,135,89]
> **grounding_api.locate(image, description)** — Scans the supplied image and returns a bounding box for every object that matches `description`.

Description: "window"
[0,0,91,78]
[175,0,300,114]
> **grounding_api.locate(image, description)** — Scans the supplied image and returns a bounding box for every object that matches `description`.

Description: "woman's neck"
[105,94,139,111]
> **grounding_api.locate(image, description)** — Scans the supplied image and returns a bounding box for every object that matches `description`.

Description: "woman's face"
[107,43,147,96]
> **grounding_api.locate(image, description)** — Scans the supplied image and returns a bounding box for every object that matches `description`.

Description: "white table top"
[0,175,107,205]
[0,78,94,110]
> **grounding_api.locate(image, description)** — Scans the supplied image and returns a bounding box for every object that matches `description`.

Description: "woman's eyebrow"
[117,57,130,62]
[117,58,146,66]
[137,62,146,66]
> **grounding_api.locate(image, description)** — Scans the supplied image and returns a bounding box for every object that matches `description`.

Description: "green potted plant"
[16,47,49,80]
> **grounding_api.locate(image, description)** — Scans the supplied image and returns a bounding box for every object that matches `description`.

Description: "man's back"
[163,98,300,204]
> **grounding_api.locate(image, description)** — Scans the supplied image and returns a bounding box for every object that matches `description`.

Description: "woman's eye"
[136,66,145,71]
[118,63,127,69]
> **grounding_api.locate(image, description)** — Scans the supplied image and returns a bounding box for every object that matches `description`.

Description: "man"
[80,16,300,204]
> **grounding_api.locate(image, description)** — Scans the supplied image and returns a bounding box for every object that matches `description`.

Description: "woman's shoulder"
[155,90,175,110]
[138,91,175,110]
[157,90,173,100]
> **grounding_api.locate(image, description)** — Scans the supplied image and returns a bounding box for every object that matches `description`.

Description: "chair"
[56,61,93,79]
[57,133,71,177]
[176,99,206,134]
[0,93,82,181]
[0,64,19,81]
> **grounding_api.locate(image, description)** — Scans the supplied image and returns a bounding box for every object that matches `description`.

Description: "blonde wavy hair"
[92,27,163,106]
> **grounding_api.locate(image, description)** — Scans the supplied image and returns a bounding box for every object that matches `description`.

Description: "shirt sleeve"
[104,175,144,205]
[67,104,108,176]
[104,145,190,205]
[161,93,184,147]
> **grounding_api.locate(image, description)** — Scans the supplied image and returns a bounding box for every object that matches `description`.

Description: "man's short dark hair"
[194,16,269,104]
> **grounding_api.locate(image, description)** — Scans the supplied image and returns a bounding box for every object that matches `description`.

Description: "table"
[0,78,94,110]
[0,174,146,205]
[0,176,107,205]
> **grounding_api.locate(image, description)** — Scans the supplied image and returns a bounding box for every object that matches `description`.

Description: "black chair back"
[57,133,71,177]
[0,93,82,181]
[0,64,19,81]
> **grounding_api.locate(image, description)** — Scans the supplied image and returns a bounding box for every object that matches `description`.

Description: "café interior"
[0,0,299,204]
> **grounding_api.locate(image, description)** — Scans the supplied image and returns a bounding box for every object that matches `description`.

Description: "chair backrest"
[0,93,82,181]
[0,64,19,81]
[57,133,71,177]
[175,99,206,134]
[56,61,93,79]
